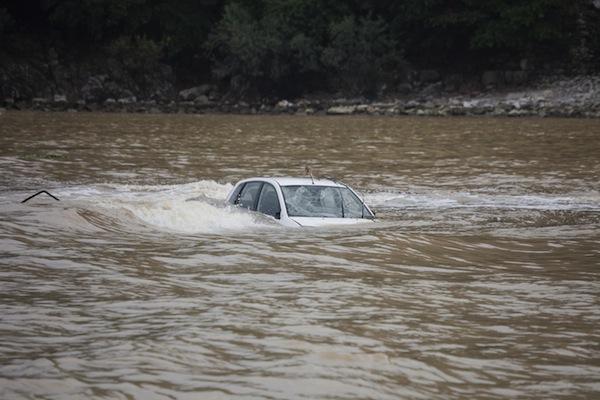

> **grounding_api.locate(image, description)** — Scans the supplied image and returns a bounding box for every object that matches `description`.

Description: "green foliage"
[207,1,323,96]
[322,16,402,95]
[1,0,597,97]
[106,36,163,74]
[46,0,145,44]
[459,0,576,53]
[102,35,166,93]
[0,7,15,34]
[392,0,580,68]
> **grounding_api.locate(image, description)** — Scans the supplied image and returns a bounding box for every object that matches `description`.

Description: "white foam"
[52,180,276,234]
[118,198,268,234]
[58,180,233,201]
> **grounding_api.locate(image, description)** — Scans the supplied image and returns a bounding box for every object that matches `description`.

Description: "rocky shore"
[2,74,599,118]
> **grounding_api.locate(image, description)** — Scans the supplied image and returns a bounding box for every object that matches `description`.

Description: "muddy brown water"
[1,111,599,399]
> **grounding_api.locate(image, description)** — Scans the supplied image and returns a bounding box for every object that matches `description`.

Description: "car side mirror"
[274,212,281,220]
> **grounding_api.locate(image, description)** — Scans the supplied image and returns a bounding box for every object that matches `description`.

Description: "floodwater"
[1,111,599,399]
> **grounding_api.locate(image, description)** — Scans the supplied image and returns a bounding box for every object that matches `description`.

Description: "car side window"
[228,184,245,204]
[237,182,263,210]
[257,183,281,218]
[340,189,364,218]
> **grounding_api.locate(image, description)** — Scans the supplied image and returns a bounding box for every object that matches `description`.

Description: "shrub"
[322,16,404,96]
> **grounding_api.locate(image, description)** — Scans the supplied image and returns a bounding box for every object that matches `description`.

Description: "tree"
[321,15,403,95]
[206,0,324,97]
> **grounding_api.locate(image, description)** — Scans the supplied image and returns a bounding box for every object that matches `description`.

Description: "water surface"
[1,112,599,399]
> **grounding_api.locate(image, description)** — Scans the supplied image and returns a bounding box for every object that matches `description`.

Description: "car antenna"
[305,166,315,184]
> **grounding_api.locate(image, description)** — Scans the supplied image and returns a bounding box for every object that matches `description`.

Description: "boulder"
[178,84,212,101]
[276,99,293,109]
[32,97,49,104]
[118,96,137,104]
[405,100,419,109]
[53,94,67,103]
[508,109,528,117]
[356,104,370,113]
[194,95,210,106]
[326,105,356,115]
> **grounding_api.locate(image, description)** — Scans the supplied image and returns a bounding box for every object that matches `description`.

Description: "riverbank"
[2,74,599,118]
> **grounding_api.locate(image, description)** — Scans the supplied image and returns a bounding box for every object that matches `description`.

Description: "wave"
[10,180,278,235]
[364,189,600,211]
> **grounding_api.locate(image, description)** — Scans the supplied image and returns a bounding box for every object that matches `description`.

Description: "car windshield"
[281,185,372,218]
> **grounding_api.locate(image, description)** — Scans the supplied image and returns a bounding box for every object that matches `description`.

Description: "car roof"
[238,177,345,188]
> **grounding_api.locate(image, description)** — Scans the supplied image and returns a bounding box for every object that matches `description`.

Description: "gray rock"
[276,99,293,109]
[32,97,49,104]
[405,100,419,109]
[447,106,466,116]
[53,94,67,103]
[492,106,506,116]
[178,84,212,101]
[327,105,356,115]
[118,96,137,104]
[332,97,364,106]
[355,104,368,113]
[194,95,210,106]
[508,109,528,117]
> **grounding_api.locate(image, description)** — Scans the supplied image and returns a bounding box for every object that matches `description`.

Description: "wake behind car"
[226,177,375,227]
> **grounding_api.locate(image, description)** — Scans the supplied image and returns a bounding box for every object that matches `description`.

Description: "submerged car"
[226,177,375,227]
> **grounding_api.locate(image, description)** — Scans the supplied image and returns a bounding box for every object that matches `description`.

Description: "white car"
[226,177,375,227]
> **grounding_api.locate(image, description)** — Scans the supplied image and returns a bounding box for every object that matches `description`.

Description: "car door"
[256,183,281,219]
[236,181,263,210]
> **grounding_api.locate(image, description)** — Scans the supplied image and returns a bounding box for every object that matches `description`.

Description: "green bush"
[206,1,323,97]
[322,16,403,96]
